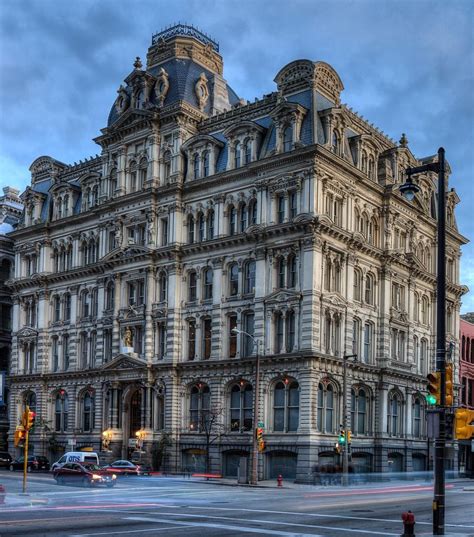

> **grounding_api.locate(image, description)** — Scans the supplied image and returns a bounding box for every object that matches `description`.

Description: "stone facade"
[6,25,468,481]
[459,318,474,476]
[0,187,23,450]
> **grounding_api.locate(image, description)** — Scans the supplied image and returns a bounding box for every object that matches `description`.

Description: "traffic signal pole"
[342,355,357,486]
[23,428,29,494]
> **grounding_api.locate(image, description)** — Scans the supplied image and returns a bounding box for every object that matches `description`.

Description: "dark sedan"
[9,456,50,472]
[104,460,151,476]
[53,462,117,487]
[0,452,12,468]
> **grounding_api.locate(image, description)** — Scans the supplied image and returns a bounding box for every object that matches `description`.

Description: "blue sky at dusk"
[1,0,473,310]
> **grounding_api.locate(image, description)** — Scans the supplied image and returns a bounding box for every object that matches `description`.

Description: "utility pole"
[400,148,447,535]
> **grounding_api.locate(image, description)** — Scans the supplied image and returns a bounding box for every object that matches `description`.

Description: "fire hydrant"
[401,510,415,536]
[277,474,283,487]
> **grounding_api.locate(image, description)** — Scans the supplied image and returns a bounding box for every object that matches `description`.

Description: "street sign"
[68,439,76,446]
[258,422,264,427]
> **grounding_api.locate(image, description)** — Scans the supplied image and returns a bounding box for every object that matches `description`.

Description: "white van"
[51,451,100,472]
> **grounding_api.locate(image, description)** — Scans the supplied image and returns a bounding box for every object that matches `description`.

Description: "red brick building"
[459,317,474,476]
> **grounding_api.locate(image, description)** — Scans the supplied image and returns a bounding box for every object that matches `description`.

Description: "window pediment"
[265,289,301,304]
[223,120,265,140]
[181,134,224,153]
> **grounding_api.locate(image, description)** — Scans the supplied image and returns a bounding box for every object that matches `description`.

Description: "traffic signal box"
[13,427,25,447]
[256,427,265,452]
[27,410,36,430]
[455,408,474,440]
[338,429,346,445]
[445,364,453,407]
[427,372,441,405]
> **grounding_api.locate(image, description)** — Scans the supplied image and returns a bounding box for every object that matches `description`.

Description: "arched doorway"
[388,452,403,473]
[129,390,142,439]
[267,450,297,480]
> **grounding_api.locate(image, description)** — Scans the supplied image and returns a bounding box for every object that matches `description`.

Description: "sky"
[0,0,473,310]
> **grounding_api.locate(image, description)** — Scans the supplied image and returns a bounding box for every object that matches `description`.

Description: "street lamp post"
[400,147,447,535]
[232,328,262,486]
[342,354,357,486]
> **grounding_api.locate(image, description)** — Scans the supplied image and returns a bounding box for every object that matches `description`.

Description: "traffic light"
[347,430,352,444]
[26,410,36,431]
[445,364,453,407]
[455,408,474,440]
[256,427,265,452]
[338,429,346,445]
[426,371,441,405]
[334,442,341,454]
[13,427,25,447]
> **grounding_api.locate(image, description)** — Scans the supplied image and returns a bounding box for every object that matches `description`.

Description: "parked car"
[9,456,50,472]
[53,462,116,487]
[0,452,12,468]
[104,460,150,476]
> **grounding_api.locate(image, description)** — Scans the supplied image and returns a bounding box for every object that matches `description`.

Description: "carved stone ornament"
[195,72,209,111]
[115,85,130,115]
[154,68,170,106]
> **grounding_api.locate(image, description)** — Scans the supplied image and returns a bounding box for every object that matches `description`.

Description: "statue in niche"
[146,214,155,245]
[123,327,133,348]
[114,223,123,248]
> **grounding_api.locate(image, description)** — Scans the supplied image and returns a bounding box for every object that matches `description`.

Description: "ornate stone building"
[6,24,467,480]
[0,187,23,449]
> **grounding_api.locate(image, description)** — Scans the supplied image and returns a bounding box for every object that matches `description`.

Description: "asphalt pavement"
[0,470,473,537]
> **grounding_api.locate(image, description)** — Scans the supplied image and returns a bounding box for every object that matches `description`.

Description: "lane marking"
[69,525,188,536]
[126,516,326,536]
[185,505,474,529]
[126,513,398,536]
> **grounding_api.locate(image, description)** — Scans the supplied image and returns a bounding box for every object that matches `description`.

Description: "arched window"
[81,290,90,318]
[351,388,368,435]
[24,391,37,414]
[249,199,257,225]
[332,132,339,154]
[53,296,61,322]
[82,392,95,432]
[388,391,402,436]
[193,154,200,179]
[51,336,59,371]
[421,296,429,324]
[229,263,239,296]
[189,384,210,431]
[138,158,147,187]
[187,318,196,360]
[188,272,197,302]
[241,312,255,358]
[55,391,69,432]
[203,268,213,300]
[352,317,361,355]
[317,383,336,433]
[243,260,256,294]
[234,141,241,168]
[413,292,420,322]
[163,151,171,182]
[365,273,375,305]
[283,126,293,152]
[239,203,247,232]
[273,380,299,432]
[202,151,210,177]
[368,157,375,179]
[413,396,424,438]
[202,317,212,359]
[197,213,205,242]
[188,215,195,244]
[353,269,362,302]
[105,283,114,311]
[244,139,252,164]
[230,383,253,431]
[207,210,214,240]
[229,205,237,235]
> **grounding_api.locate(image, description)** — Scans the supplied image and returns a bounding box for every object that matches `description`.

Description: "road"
[0,471,473,536]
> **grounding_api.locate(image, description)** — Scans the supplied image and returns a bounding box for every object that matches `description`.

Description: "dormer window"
[244,139,252,164]
[203,151,210,177]
[332,132,339,154]
[234,142,241,168]
[283,126,293,152]
[193,154,200,179]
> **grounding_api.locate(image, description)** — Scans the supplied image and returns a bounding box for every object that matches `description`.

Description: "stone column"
[117,145,127,195]
[144,268,155,364]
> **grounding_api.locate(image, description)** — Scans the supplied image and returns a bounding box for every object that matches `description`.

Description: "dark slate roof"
[107,58,240,127]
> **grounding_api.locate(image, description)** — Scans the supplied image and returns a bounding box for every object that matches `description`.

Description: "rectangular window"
[242,313,255,357]
[138,280,145,306]
[63,335,70,370]
[352,319,360,355]
[108,230,116,251]
[229,314,237,358]
[134,327,143,354]
[277,195,285,224]
[363,323,372,363]
[128,283,136,306]
[275,315,284,353]
[158,324,166,358]
[203,318,212,359]
[290,191,297,219]
[103,330,112,363]
[52,339,59,372]
[189,273,197,302]
[188,320,196,360]
[161,218,168,246]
